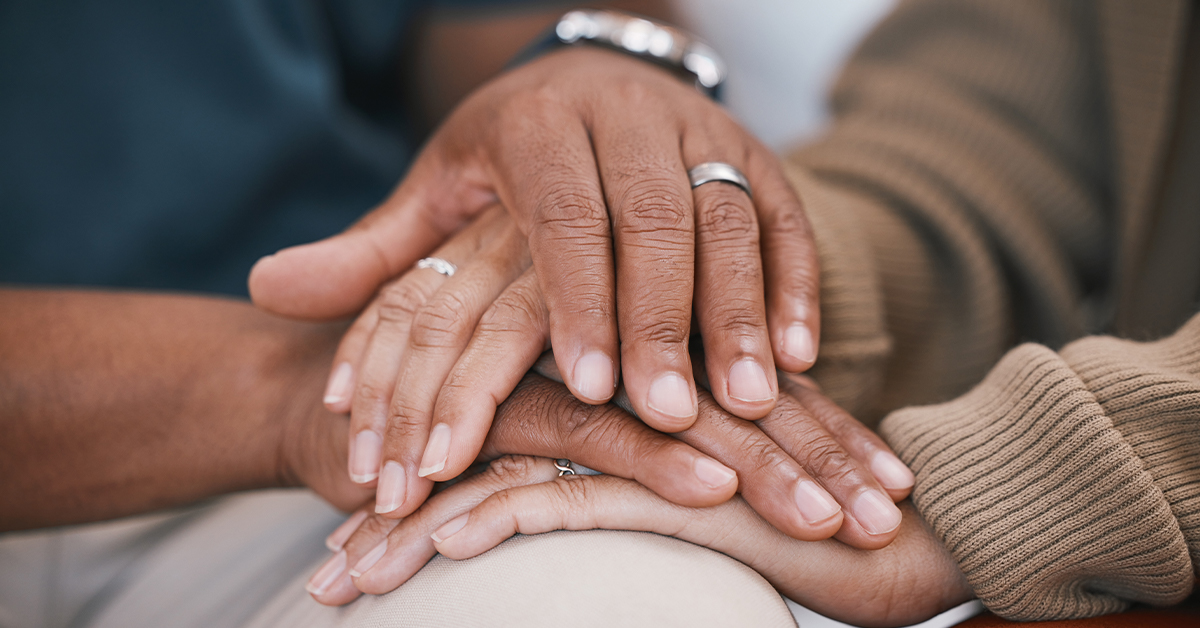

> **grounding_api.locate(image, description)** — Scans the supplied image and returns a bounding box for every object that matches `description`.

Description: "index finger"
[480,374,737,508]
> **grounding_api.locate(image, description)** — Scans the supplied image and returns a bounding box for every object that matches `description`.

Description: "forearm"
[784,0,1112,421]
[881,313,1200,619]
[0,289,340,531]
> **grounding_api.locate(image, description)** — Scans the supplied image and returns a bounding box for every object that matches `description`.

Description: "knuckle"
[800,440,859,486]
[618,181,692,234]
[552,475,593,507]
[612,78,658,107]
[533,186,608,237]
[477,284,546,338]
[706,304,765,338]
[353,514,394,539]
[738,436,794,477]
[354,380,390,406]
[383,409,424,442]
[628,311,691,346]
[500,86,566,127]
[697,192,758,243]
[763,197,809,238]
[485,454,541,485]
[409,293,474,351]
[376,281,433,324]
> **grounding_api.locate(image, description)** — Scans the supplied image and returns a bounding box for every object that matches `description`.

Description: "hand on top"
[248,43,821,434]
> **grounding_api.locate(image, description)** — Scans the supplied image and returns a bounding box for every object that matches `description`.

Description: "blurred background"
[676,0,895,150]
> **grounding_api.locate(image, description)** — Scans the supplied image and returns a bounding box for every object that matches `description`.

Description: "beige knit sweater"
[783,0,1200,620]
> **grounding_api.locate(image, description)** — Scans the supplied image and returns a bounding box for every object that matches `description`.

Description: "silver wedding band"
[687,162,752,198]
[415,257,457,277]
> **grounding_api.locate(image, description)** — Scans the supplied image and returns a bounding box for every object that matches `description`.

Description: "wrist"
[268,321,371,511]
[508,9,725,99]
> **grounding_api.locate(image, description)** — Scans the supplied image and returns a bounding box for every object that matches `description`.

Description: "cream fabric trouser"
[0,490,798,628]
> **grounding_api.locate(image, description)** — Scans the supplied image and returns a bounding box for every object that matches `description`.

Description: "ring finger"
[344,207,509,485]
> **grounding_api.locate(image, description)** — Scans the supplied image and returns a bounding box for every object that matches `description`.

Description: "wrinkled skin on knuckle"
[626,305,691,347]
[354,379,390,409]
[485,377,566,455]
[560,404,636,460]
[483,454,542,487]
[533,184,608,237]
[799,438,859,487]
[703,299,766,337]
[548,477,596,529]
[383,405,426,443]
[376,282,433,325]
[351,513,397,542]
[737,435,794,479]
[619,182,692,235]
[477,289,544,338]
[697,193,758,245]
[408,293,473,351]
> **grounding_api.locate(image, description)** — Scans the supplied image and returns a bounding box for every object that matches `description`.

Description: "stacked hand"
[302,375,964,628]
[247,32,931,619]
[248,45,824,511]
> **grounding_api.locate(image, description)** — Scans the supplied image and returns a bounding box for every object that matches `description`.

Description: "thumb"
[249,154,495,320]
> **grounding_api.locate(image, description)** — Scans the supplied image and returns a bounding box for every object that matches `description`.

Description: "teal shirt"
[0,0,516,296]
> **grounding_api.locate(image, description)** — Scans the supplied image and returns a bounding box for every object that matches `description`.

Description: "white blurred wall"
[674,0,895,151]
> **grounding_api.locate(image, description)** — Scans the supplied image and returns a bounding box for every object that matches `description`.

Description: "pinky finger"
[323,302,380,414]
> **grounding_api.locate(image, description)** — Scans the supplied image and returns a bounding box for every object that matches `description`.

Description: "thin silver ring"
[687,162,752,198]
[554,459,576,477]
[415,257,457,277]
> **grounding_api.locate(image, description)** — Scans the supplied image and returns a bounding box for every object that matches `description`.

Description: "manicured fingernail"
[306,550,347,596]
[794,480,841,525]
[325,510,369,551]
[692,457,737,489]
[349,539,388,578]
[375,461,408,514]
[418,423,451,477]
[324,362,353,407]
[782,324,815,365]
[431,513,470,544]
[870,452,914,491]
[727,359,774,403]
[572,351,615,402]
[853,490,902,535]
[646,372,696,419]
[349,430,382,483]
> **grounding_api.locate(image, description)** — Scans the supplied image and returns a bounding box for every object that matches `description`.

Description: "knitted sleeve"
[880,313,1200,619]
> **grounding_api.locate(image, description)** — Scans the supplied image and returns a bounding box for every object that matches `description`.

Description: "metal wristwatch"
[509,10,728,100]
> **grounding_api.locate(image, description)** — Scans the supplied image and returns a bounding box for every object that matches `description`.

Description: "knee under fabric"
[2,490,796,628]
[254,529,797,628]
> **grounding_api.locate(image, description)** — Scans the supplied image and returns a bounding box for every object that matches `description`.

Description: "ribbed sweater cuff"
[880,343,1193,620]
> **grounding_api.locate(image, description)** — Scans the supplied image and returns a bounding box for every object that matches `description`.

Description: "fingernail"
[418,423,451,477]
[375,461,408,514]
[349,539,388,578]
[692,457,737,489]
[572,351,615,402]
[727,359,774,403]
[782,324,815,365]
[324,362,353,407]
[870,452,915,492]
[349,430,382,484]
[431,513,470,544]
[853,490,902,536]
[306,550,347,596]
[325,510,369,551]
[646,372,696,419]
[794,480,841,525]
